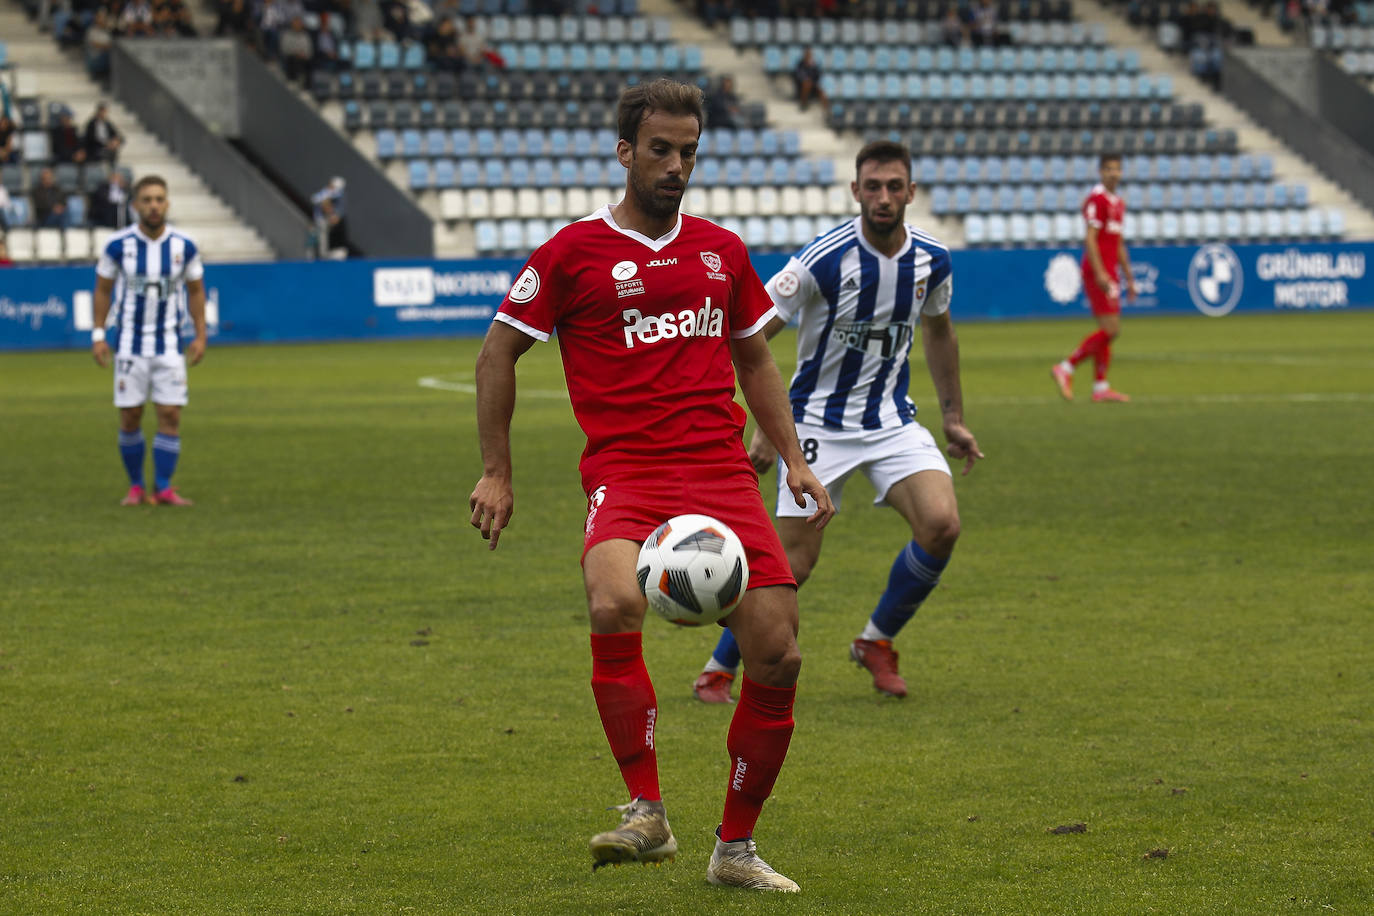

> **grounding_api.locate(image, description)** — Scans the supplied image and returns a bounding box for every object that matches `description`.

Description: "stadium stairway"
[1082,0,1374,238]
[0,4,275,261]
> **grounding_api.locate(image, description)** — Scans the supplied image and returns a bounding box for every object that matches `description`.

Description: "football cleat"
[1050,364,1074,401]
[589,798,678,870]
[1091,387,1131,403]
[850,638,908,698]
[706,830,800,892]
[692,670,735,704]
[155,487,194,506]
[120,485,152,506]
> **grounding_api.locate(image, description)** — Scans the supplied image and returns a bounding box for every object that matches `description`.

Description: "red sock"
[1068,329,1110,367]
[1093,338,1113,382]
[720,675,795,842]
[590,632,660,802]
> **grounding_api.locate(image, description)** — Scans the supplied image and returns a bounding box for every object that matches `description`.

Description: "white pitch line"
[418,376,569,399]
[972,392,1374,407]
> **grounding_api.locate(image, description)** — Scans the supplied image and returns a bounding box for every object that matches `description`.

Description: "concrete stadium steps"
[1081,0,1374,239]
[0,5,275,261]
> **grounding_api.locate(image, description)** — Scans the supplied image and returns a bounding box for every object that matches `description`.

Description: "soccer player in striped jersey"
[91,175,207,506]
[693,140,983,702]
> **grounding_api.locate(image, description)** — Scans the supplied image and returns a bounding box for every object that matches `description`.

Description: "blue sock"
[152,433,180,491]
[119,430,145,486]
[868,540,949,639]
[710,627,742,671]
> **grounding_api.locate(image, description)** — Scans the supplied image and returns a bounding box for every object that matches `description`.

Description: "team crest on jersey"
[700,251,726,282]
[612,260,638,281]
[508,267,540,304]
[775,270,800,298]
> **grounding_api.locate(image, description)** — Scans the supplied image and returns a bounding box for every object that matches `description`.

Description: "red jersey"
[1081,183,1126,278]
[495,206,777,491]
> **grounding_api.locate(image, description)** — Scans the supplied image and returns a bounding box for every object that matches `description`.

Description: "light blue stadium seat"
[474,220,500,255]
[723,158,745,187]
[375,129,398,158]
[985,157,1004,184]
[1326,208,1345,237]
[458,160,481,188]
[931,185,951,215]
[1139,211,1159,243]
[483,160,505,187]
[1284,209,1306,239]
[986,214,1008,246]
[433,158,456,188]
[1160,210,1181,242]
[746,157,768,186]
[424,128,448,155]
[524,218,550,251]
[451,129,473,157]
[508,159,531,186]
[1031,212,1052,245]
[964,213,987,245]
[792,158,816,184]
[767,215,791,249]
[353,40,376,69]
[1016,185,1037,212]
[743,216,768,248]
[1201,209,1222,241]
[500,220,525,254]
[400,129,423,158]
[402,42,425,69]
[1292,184,1309,208]
[1053,212,1076,244]
[1181,210,1201,240]
[378,40,401,69]
[499,127,522,155]
[408,160,431,190]
[556,159,579,187]
[975,186,996,213]
[475,129,497,157]
[695,158,720,187]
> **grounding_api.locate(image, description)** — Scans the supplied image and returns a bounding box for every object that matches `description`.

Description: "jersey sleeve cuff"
[493,311,550,342]
[732,304,778,339]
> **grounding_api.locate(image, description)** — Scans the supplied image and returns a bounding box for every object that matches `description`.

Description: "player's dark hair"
[616,79,704,146]
[855,140,913,180]
[132,175,168,196]
[1099,153,1123,167]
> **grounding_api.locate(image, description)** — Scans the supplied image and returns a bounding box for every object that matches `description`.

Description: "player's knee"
[749,643,801,686]
[586,592,645,633]
[917,513,961,557]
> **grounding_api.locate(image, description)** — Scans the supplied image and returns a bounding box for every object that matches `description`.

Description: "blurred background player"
[1051,154,1136,403]
[91,175,207,506]
[468,79,834,893]
[693,141,983,703]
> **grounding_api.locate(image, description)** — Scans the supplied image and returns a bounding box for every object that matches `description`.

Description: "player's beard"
[861,208,903,240]
[140,212,166,234]
[629,168,684,220]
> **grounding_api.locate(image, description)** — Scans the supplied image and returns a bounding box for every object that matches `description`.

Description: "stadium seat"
[6,228,35,261]
[63,227,93,260]
[407,160,431,190]
[35,229,63,261]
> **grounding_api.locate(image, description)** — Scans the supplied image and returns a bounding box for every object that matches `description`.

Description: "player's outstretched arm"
[732,331,835,528]
[470,321,535,550]
[922,311,984,476]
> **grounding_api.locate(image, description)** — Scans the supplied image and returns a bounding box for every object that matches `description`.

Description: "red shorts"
[581,464,796,590]
[1084,271,1121,316]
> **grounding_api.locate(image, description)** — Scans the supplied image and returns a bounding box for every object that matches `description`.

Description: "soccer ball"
[637,514,750,627]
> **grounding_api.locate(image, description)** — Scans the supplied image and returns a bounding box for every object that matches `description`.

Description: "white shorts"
[776,421,950,517]
[113,353,189,408]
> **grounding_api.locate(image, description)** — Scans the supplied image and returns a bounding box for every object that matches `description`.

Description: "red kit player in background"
[1052,153,1136,403]
[469,79,834,892]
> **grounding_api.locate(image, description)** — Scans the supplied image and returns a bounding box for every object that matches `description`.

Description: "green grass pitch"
[2,311,1372,914]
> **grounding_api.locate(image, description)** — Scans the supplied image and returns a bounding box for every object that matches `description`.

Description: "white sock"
[860,620,894,642]
[703,657,736,675]
[1058,360,1074,375]
[1093,380,1110,393]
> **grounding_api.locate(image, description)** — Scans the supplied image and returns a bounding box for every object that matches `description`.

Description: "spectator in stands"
[89,169,130,228]
[383,0,414,41]
[940,5,967,46]
[173,2,198,36]
[314,15,343,73]
[425,16,466,71]
[969,0,1010,47]
[706,75,743,129]
[0,185,11,231]
[259,0,305,58]
[1181,0,1231,87]
[32,168,70,229]
[85,8,115,78]
[792,48,826,112]
[51,111,89,165]
[84,104,123,164]
[311,176,348,258]
[119,0,156,37]
[0,115,18,165]
[457,15,497,69]
[215,0,253,37]
[280,17,315,82]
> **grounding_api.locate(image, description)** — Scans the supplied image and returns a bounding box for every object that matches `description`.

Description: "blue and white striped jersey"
[765,217,953,431]
[96,225,205,357]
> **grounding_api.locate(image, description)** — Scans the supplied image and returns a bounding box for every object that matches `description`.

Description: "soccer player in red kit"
[469,79,834,892]
[1051,153,1136,403]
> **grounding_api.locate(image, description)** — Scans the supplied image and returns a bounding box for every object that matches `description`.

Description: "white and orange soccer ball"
[637,514,750,627]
